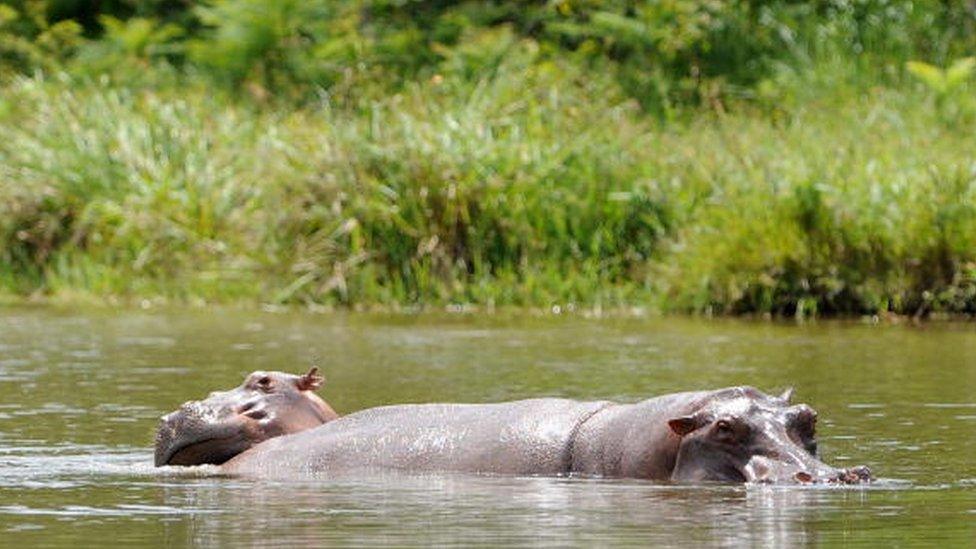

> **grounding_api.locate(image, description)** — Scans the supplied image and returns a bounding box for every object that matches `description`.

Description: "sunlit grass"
[2,65,975,316]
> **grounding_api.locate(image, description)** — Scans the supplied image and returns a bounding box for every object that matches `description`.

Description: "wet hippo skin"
[215,386,872,484]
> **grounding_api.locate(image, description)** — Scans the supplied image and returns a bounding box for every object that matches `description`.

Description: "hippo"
[154,367,338,467]
[157,384,871,484]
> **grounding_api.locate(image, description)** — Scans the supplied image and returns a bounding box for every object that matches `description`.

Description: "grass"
[655,93,976,317]
[2,59,976,317]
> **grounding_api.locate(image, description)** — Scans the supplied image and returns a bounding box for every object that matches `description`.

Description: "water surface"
[0,307,974,546]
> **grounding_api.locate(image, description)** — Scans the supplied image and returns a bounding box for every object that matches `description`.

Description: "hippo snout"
[154,414,181,466]
[794,465,872,485]
[832,465,872,484]
[743,455,872,485]
[154,402,234,466]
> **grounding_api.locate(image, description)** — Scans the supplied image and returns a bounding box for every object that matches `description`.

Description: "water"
[0,306,974,546]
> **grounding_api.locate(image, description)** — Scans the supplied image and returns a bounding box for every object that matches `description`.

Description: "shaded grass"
[2,64,976,316]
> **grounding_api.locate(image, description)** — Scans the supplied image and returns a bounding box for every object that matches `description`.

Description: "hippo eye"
[255,376,274,392]
[713,418,749,443]
[795,411,817,437]
[714,420,736,440]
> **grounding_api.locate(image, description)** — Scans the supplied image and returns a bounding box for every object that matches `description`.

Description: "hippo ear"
[779,387,795,404]
[668,415,704,437]
[296,367,325,391]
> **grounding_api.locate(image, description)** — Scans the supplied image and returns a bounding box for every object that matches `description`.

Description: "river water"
[0,307,973,546]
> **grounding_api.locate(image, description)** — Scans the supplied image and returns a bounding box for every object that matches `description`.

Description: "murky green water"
[0,307,974,546]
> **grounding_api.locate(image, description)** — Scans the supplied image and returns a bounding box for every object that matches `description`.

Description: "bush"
[6,1,976,110]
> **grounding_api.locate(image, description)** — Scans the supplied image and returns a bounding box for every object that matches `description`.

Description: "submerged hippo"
[154,368,338,466]
[157,382,871,484]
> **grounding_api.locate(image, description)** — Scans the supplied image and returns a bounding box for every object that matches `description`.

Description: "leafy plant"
[906,58,976,95]
[0,0,82,75]
[187,0,339,99]
[906,57,976,123]
[99,16,183,61]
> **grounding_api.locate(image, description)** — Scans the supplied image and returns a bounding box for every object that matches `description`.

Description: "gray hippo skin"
[219,386,871,484]
[155,368,338,467]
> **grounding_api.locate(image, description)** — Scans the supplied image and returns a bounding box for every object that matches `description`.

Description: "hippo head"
[667,387,871,485]
[155,368,338,467]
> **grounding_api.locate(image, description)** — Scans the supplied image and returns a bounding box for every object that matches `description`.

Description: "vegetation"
[2,1,976,316]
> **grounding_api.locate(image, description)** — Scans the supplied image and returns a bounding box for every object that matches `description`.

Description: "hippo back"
[224,398,611,477]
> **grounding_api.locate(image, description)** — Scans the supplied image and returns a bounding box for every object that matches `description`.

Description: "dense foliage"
[2,1,976,316]
[5,1,976,109]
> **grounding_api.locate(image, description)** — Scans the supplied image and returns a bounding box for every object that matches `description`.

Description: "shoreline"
[1,292,968,324]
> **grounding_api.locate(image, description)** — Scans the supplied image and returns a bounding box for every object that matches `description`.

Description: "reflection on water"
[164,474,925,546]
[0,307,974,545]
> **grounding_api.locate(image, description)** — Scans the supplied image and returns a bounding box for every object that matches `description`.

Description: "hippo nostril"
[837,465,872,484]
[794,471,813,483]
[850,465,872,480]
[244,408,268,420]
[238,400,260,414]
[238,400,266,419]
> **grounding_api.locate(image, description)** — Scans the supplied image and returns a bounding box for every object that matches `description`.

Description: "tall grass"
[2,58,976,316]
[0,60,678,307]
[654,91,976,316]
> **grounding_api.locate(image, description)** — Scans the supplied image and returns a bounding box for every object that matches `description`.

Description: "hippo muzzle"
[742,455,872,485]
[154,400,259,466]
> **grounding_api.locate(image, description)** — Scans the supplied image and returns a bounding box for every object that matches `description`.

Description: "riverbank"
[4,0,976,317]
[2,69,975,317]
